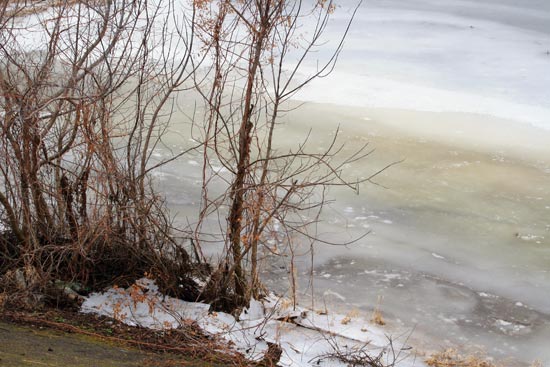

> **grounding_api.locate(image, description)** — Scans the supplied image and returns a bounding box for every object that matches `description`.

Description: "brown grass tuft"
[426,348,498,367]
[371,296,385,326]
[371,309,385,326]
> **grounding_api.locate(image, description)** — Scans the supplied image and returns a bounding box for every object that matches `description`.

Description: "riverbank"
[0,309,251,367]
[0,320,171,367]
[1,291,540,367]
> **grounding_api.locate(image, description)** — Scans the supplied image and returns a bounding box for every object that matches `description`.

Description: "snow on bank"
[81,278,425,367]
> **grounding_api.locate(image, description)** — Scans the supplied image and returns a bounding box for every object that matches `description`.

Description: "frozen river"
[6,0,550,364]
[298,0,550,129]
[153,0,550,365]
[158,104,550,365]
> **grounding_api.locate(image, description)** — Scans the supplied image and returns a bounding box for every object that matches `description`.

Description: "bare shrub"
[191,0,371,312]
[0,0,199,305]
[1,0,376,321]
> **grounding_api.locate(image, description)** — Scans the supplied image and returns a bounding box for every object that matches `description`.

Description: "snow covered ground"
[82,278,425,367]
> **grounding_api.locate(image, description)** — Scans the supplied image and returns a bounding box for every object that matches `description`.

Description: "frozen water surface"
[153,0,550,365]
[161,104,550,365]
[297,0,550,129]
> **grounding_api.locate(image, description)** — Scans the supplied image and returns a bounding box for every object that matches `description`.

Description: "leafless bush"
[0,0,200,306]
[190,0,373,312]
[1,0,376,318]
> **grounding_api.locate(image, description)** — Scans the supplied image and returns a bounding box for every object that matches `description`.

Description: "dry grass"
[426,349,498,367]
[314,338,386,367]
[341,308,360,325]
[2,309,262,366]
[371,309,385,326]
[426,349,544,367]
[314,332,417,367]
[371,296,386,326]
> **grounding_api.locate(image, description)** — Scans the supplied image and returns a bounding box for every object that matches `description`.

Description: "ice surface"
[252,104,550,366]
[295,0,550,130]
[154,104,550,365]
[143,0,550,362]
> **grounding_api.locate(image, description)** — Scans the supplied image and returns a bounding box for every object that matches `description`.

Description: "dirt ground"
[0,320,215,367]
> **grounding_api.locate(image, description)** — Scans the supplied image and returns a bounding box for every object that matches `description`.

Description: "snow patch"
[431,253,446,260]
[494,319,530,335]
[81,278,425,367]
[515,233,544,242]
